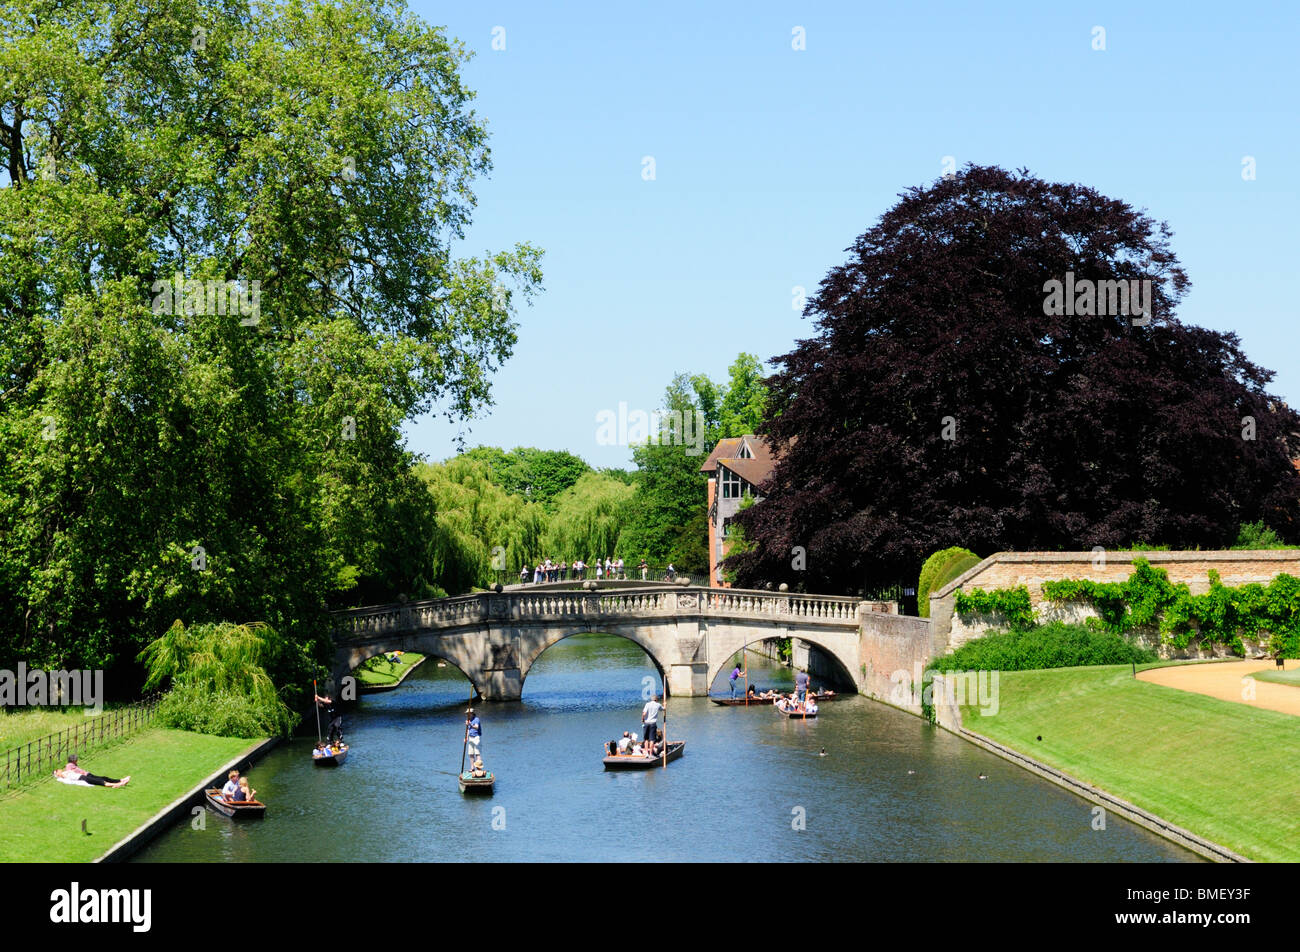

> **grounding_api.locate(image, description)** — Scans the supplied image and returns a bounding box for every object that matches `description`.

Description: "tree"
[415,458,548,592]
[717,353,769,438]
[730,165,1300,594]
[543,472,634,561]
[0,0,542,684]
[461,446,590,511]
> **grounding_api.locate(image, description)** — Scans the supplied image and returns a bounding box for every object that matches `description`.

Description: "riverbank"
[356,652,427,692]
[954,664,1300,862]
[0,728,260,862]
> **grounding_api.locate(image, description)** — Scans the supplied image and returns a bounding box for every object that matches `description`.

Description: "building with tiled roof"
[699,434,778,587]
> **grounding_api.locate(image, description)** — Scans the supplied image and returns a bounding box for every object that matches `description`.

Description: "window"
[737,442,752,459]
[720,467,747,499]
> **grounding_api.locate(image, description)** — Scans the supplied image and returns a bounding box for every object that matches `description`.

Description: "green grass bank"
[355,652,425,688]
[0,728,257,863]
[957,664,1300,862]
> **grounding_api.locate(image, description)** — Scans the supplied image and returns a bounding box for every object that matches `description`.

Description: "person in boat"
[315,691,343,743]
[616,731,633,755]
[746,683,759,700]
[805,696,819,715]
[465,708,482,763]
[641,693,663,747]
[794,669,810,705]
[230,777,256,802]
[222,769,241,796]
[729,663,743,698]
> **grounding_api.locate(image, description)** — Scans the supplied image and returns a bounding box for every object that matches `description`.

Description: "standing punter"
[465,708,483,763]
[641,693,663,753]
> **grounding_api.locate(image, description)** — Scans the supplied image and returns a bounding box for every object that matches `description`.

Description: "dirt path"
[1138,659,1300,716]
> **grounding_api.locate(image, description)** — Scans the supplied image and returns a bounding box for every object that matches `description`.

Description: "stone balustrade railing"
[334,587,862,642]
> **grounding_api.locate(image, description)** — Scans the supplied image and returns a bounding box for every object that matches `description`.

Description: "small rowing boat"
[458,771,496,795]
[711,691,841,707]
[312,744,349,766]
[204,789,267,819]
[774,700,818,719]
[603,740,685,770]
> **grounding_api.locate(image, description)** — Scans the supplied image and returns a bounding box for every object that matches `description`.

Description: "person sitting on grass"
[55,755,130,788]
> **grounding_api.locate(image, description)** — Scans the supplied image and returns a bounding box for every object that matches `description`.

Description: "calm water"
[134,635,1196,862]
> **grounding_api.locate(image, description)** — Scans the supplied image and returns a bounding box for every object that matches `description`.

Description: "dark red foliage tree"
[730,166,1300,594]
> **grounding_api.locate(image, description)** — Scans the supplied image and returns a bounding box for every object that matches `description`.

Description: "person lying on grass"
[54,755,130,788]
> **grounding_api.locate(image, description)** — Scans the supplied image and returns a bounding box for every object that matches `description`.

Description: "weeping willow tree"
[139,621,299,738]
[416,458,548,591]
[544,472,634,561]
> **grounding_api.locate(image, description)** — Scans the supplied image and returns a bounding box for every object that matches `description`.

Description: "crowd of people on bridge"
[519,557,669,584]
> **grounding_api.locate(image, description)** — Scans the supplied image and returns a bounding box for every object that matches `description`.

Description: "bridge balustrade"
[335,587,862,642]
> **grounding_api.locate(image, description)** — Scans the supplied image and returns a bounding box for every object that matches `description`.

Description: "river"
[133,634,1196,862]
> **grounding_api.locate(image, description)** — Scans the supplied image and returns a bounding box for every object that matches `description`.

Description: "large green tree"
[0,0,542,686]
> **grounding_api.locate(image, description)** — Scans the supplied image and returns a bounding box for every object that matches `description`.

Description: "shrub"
[918,546,981,617]
[954,586,1035,631]
[929,622,1157,673]
[139,620,299,738]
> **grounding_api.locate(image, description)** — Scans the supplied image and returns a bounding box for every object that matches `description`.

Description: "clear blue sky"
[405,0,1299,469]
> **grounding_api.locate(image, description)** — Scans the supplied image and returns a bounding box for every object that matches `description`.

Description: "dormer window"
[720,467,748,499]
[738,442,753,459]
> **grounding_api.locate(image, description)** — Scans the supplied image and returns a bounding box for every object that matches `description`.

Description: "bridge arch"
[333,635,489,699]
[704,629,860,695]
[516,626,669,696]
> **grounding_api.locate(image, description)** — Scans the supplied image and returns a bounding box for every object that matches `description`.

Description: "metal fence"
[1,695,160,790]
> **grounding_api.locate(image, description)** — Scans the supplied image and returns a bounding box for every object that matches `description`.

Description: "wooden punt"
[774,701,818,719]
[602,740,685,770]
[711,691,842,707]
[458,771,496,795]
[204,789,267,819]
[312,744,349,766]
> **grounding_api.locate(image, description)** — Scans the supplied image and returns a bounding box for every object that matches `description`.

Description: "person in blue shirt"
[465,708,482,763]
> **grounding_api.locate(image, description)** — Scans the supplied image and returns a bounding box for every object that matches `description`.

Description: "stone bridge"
[329,585,871,700]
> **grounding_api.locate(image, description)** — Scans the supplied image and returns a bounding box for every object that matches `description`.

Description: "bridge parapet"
[333,586,862,643]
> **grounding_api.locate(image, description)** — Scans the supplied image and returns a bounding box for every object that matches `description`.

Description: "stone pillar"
[478,667,523,701]
[668,662,708,697]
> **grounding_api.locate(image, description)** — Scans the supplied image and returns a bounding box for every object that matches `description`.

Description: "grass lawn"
[1251,667,1300,688]
[959,664,1300,862]
[1,704,138,751]
[0,728,257,863]
[355,651,425,687]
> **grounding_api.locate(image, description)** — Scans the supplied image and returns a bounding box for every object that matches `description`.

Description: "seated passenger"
[470,758,487,779]
[222,769,241,795]
[616,731,632,754]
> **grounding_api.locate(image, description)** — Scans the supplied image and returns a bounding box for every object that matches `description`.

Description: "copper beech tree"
[729,166,1300,594]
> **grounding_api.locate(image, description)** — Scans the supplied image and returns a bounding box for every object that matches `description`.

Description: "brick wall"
[929,550,1300,653]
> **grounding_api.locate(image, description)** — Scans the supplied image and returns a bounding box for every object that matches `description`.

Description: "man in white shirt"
[221,770,240,798]
[641,694,663,749]
[616,731,632,754]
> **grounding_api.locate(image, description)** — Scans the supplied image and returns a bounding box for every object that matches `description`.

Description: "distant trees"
[614,355,770,577]
[730,166,1300,594]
